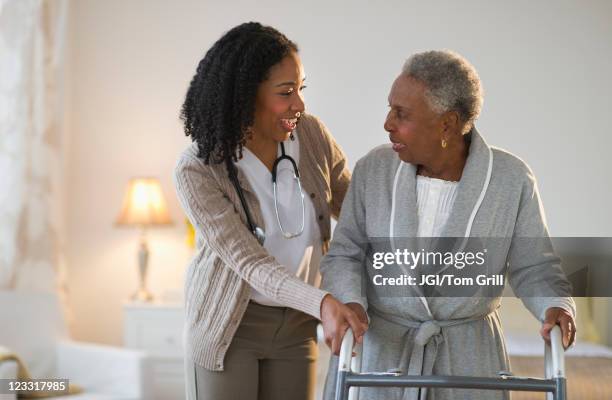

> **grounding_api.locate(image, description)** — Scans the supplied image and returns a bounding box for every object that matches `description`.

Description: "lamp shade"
[115,178,173,226]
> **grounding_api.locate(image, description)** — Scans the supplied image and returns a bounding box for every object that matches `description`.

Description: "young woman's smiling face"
[251,51,306,143]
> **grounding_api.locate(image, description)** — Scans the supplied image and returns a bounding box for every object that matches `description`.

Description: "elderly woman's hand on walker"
[541,307,576,350]
[320,294,369,355]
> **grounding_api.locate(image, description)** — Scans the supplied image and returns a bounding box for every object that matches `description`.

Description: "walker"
[335,325,566,400]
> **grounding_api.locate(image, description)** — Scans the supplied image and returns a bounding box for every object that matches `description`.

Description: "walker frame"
[335,325,566,400]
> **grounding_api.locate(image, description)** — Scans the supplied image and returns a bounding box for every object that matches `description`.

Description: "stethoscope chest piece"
[253,226,266,245]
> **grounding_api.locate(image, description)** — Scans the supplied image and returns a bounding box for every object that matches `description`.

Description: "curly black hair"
[180,22,298,166]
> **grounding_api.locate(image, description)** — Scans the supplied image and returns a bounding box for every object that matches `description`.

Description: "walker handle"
[338,328,355,372]
[337,329,362,400]
[545,325,565,378]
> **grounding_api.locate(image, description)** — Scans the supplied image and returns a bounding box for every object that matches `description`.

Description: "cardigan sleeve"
[506,172,576,322]
[173,154,328,319]
[319,158,368,311]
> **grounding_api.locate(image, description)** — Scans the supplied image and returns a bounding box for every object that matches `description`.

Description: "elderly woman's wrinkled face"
[384,75,444,165]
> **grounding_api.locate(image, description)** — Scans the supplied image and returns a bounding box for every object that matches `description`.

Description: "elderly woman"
[321,50,576,400]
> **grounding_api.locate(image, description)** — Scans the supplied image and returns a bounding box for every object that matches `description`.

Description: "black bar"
[336,370,348,400]
[555,377,566,400]
[345,374,557,392]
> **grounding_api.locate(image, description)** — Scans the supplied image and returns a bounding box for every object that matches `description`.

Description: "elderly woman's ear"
[441,110,464,136]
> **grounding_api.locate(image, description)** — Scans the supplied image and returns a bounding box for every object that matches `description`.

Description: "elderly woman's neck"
[417,139,468,182]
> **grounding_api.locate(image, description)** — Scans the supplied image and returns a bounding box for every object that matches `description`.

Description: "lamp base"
[131,288,154,302]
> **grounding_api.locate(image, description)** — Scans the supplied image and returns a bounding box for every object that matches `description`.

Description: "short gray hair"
[402,50,483,130]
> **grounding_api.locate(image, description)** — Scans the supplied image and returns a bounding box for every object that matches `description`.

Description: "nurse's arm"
[174,154,327,319]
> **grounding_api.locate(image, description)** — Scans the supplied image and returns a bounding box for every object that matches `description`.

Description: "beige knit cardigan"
[173,113,351,371]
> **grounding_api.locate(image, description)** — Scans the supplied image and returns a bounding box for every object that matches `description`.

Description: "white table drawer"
[123,303,184,356]
[142,356,185,400]
[123,302,185,400]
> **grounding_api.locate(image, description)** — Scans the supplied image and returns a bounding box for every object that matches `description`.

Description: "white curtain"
[0,0,68,294]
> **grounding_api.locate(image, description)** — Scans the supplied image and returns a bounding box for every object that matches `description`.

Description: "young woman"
[174,22,367,400]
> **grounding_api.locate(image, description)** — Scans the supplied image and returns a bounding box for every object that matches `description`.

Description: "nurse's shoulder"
[173,141,226,192]
[295,112,336,151]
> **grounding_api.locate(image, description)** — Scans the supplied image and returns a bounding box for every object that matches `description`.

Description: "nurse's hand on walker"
[320,294,369,356]
[540,307,576,350]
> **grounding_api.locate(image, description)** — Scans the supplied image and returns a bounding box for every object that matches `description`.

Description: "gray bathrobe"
[321,128,575,400]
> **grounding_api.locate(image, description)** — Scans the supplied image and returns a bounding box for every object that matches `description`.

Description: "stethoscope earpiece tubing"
[272,142,300,181]
[228,140,305,245]
[227,159,258,236]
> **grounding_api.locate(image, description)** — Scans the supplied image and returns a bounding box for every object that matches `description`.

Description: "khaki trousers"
[185,301,319,400]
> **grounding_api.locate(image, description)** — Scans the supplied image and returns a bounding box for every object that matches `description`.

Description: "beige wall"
[65,0,612,346]
[65,0,197,344]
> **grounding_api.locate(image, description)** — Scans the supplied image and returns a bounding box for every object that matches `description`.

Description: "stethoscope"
[227,141,305,245]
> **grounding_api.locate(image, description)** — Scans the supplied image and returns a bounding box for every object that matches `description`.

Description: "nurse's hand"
[320,294,368,356]
[540,307,576,350]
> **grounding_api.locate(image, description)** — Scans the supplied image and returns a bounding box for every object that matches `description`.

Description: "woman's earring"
[441,138,448,148]
[290,132,295,141]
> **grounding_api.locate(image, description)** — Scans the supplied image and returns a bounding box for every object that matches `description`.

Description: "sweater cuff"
[333,291,367,309]
[539,298,577,322]
[278,278,329,320]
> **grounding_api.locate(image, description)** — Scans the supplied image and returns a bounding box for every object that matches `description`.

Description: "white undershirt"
[235,134,322,306]
[416,175,459,237]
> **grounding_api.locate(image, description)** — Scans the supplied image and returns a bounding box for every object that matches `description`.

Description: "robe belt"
[369,307,495,400]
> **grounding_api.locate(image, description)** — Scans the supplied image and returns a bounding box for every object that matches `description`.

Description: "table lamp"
[115,177,173,302]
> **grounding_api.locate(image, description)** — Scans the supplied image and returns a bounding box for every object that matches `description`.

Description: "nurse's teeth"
[281,118,298,130]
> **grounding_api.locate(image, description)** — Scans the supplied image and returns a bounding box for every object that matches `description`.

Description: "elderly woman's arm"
[320,158,369,313]
[506,171,576,347]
